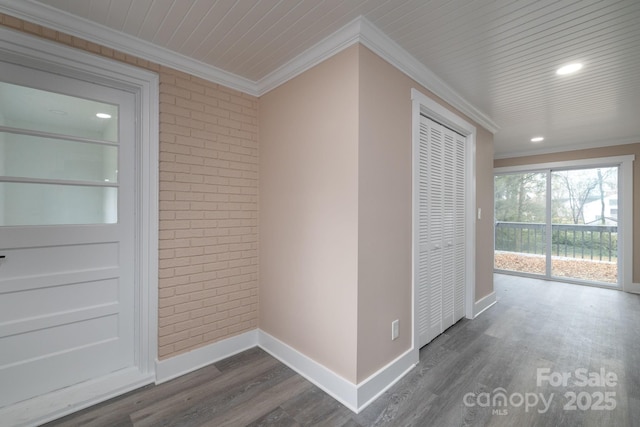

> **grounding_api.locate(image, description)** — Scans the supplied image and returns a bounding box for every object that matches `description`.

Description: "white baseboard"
[625,282,640,294]
[258,330,359,411]
[0,368,154,427]
[13,328,416,425]
[155,330,258,384]
[257,330,416,413]
[473,291,497,318]
[356,348,417,411]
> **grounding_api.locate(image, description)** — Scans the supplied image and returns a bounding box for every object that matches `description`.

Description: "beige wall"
[356,47,412,381]
[475,127,496,299]
[260,44,495,384]
[357,48,496,306]
[0,14,260,360]
[259,46,361,382]
[356,46,494,380]
[495,143,640,283]
[3,11,496,381]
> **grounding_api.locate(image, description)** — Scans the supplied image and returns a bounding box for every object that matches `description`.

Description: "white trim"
[494,155,635,175]
[545,170,553,278]
[494,155,635,292]
[0,368,154,427]
[256,16,362,94]
[257,330,416,414]
[357,18,498,134]
[155,330,258,384]
[410,87,421,365]
[355,349,417,412]
[411,88,477,136]
[156,329,417,414]
[258,330,358,412]
[495,136,640,160]
[0,25,159,421]
[473,292,497,318]
[0,3,499,134]
[0,0,258,96]
[627,283,640,294]
[258,17,499,133]
[411,87,478,342]
[139,54,160,377]
[619,156,635,293]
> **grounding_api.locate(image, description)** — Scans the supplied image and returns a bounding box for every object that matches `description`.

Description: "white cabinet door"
[417,116,466,348]
[0,62,135,407]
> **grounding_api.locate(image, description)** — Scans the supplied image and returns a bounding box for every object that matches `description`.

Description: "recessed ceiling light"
[96,113,112,119]
[531,137,544,143]
[556,63,583,75]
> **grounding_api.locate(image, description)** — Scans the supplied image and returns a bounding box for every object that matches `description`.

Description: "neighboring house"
[554,193,618,226]
[582,194,618,225]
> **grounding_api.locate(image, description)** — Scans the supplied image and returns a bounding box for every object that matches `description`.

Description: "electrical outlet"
[392,319,399,340]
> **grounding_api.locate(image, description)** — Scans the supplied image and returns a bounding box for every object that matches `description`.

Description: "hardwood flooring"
[45,274,640,426]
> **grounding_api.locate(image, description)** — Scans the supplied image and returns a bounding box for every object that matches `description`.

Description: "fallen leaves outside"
[494,251,617,284]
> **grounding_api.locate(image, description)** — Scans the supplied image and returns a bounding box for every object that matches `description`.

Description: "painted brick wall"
[156,70,259,358]
[0,14,259,359]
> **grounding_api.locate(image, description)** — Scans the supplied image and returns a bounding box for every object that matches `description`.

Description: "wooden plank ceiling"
[33,0,640,157]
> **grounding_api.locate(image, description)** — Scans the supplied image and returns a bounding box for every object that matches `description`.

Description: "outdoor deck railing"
[495,221,618,262]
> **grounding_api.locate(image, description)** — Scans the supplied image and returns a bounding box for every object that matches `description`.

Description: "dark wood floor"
[45,274,640,426]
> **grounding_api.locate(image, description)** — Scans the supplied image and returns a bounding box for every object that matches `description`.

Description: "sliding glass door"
[550,167,618,284]
[495,172,547,275]
[495,164,620,287]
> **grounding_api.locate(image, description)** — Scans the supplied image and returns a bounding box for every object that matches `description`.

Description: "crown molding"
[256,16,363,95]
[0,0,259,96]
[256,16,499,133]
[356,17,499,134]
[494,136,640,160]
[0,1,499,133]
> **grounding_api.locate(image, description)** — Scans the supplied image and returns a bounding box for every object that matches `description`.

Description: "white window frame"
[494,155,635,292]
[0,26,159,423]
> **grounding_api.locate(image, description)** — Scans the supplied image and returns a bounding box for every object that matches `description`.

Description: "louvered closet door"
[453,134,467,321]
[417,118,443,347]
[417,116,466,348]
[441,130,456,331]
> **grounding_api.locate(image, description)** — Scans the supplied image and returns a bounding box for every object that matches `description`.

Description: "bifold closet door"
[417,115,466,348]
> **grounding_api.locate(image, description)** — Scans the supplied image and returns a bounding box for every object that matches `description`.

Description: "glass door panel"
[0,133,117,182]
[550,167,618,284]
[0,82,119,226]
[0,183,117,225]
[0,81,118,141]
[494,172,547,275]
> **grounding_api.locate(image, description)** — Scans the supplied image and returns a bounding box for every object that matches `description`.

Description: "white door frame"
[0,27,158,425]
[411,88,477,355]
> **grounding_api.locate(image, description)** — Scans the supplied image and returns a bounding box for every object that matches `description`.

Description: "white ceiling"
[4,0,640,158]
